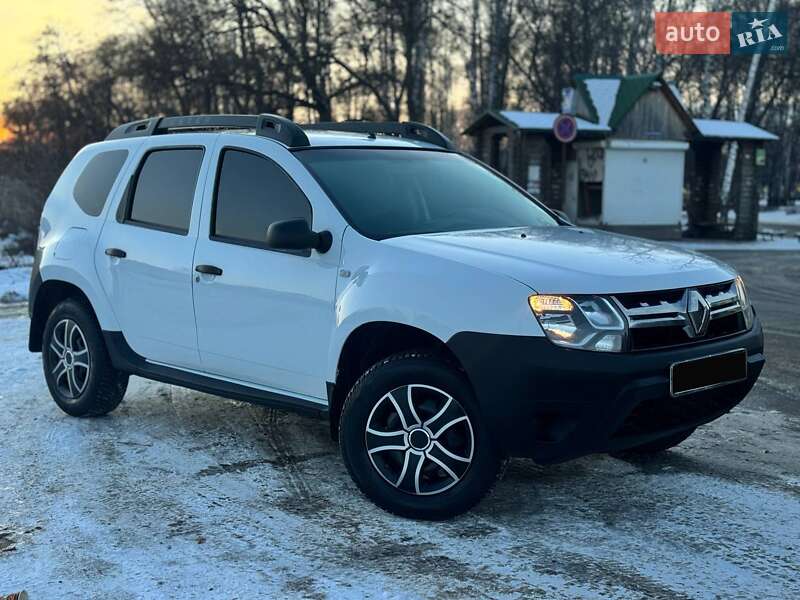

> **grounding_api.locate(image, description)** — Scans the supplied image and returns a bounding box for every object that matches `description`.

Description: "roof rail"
[301,121,454,150]
[105,114,310,147]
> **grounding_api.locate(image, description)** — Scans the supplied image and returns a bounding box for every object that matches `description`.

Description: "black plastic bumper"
[447,317,764,463]
[28,247,42,319]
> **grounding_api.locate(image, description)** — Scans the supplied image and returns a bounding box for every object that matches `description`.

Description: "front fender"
[326,229,542,381]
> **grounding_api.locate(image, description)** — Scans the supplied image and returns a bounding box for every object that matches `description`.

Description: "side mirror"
[266,219,333,253]
[552,209,574,226]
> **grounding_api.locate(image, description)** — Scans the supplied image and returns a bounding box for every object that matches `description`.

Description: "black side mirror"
[266,219,333,253]
[552,209,574,226]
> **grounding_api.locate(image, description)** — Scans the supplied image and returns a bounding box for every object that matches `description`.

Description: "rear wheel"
[42,299,128,417]
[339,351,503,520]
[612,428,695,457]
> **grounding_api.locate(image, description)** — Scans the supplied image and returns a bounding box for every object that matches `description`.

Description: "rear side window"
[127,148,204,234]
[73,150,128,216]
[212,149,311,248]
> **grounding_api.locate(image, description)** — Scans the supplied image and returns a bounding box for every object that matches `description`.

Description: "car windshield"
[295,149,558,239]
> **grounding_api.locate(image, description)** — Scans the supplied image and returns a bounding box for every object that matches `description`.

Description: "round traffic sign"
[553,114,577,143]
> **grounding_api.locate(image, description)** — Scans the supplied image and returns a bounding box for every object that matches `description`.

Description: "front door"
[96,139,211,368]
[192,141,341,400]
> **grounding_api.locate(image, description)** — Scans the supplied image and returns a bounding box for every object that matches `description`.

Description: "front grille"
[613,280,747,351]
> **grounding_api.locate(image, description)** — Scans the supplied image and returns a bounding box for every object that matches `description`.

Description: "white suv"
[28,114,764,519]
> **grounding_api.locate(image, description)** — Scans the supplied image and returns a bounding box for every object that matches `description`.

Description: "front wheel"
[339,352,503,520]
[42,299,128,417]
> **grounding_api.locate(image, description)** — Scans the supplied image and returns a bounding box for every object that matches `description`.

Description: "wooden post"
[733,142,757,240]
[560,142,567,211]
[721,0,777,223]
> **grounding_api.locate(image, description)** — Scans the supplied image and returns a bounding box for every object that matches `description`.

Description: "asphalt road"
[1,250,798,599]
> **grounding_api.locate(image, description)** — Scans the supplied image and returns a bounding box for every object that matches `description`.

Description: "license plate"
[670,349,748,397]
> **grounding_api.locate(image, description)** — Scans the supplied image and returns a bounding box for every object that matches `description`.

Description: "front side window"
[73,150,129,216]
[212,149,312,247]
[295,149,558,240]
[127,148,204,234]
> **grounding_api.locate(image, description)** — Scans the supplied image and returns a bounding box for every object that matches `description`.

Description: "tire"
[339,351,503,520]
[612,428,695,458]
[42,298,128,417]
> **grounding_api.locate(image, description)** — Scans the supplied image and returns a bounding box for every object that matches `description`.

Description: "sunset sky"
[0,0,145,140]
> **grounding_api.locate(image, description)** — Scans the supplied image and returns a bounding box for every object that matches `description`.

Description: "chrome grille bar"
[626,315,685,329]
[612,280,745,347]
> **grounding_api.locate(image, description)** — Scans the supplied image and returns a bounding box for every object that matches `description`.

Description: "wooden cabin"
[686,120,777,239]
[464,73,778,240]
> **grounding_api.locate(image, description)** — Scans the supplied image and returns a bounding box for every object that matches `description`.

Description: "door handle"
[195,264,223,276]
[105,248,127,258]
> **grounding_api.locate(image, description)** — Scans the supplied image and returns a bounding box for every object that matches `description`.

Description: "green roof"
[464,72,701,138]
[608,73,660,128]
[573,73,663,129]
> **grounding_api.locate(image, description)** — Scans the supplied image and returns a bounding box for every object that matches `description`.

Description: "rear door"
[96,136,213,368]
[192,138,343,400]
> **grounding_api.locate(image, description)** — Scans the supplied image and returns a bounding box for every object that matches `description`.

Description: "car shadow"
[113,385,795,526]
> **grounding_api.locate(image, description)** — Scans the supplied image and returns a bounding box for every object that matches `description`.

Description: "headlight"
[735,275,753,329]
[528,294,626,352]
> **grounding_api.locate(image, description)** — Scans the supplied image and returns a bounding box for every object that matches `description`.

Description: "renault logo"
[685,289,710,337]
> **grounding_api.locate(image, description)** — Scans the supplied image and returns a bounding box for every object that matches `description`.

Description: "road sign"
[553,114,577,143]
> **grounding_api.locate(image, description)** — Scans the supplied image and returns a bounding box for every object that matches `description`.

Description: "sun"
[0,118,13,143]
[0,1,148,107]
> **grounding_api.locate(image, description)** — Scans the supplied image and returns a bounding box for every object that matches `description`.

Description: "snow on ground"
[0,237,34,268]
[1,313,799,598]
[0,255,33,268]
[760,208,800,226]
[681,209,800,234]
[0,266,32,303]
[671,238,800,251]
[1,250,799,599]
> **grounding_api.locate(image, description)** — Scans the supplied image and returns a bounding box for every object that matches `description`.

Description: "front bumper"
[447,316,764,463]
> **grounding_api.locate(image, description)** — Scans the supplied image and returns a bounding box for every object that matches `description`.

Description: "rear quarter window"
[125,148,204,234]
[72,150,129,216]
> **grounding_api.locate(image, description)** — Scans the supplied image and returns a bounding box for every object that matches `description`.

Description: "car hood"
[383,226,736,294]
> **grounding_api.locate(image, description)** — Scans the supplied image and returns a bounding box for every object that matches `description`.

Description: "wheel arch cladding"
[327,321,469,440]
[29,280,98,352]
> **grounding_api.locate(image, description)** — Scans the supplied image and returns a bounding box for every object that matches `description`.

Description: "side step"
[103,331,328,419]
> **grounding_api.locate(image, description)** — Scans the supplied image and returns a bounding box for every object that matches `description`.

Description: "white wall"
[602,140,688,226]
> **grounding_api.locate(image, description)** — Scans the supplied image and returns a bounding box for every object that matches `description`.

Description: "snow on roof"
[499,111,610,133]
[494,111,777,142]
[667,83,687,110]
[581,79,621,126]
[694,119,778,141]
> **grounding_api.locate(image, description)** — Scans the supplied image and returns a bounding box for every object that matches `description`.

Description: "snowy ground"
[680,208,800,239]
[1,252,799,599]
[671,238,800,251]
[760,208,800,227]
[0,237,34,269]
[0,266,31,303]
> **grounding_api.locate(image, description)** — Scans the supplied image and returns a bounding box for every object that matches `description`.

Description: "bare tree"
[243,0,347,120]
[3,0,800,250]
[335,0,440,121]
[465,0,516,115]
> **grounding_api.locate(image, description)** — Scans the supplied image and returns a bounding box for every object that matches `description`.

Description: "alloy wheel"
[365,384,474,495]
[48,319,90,399]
